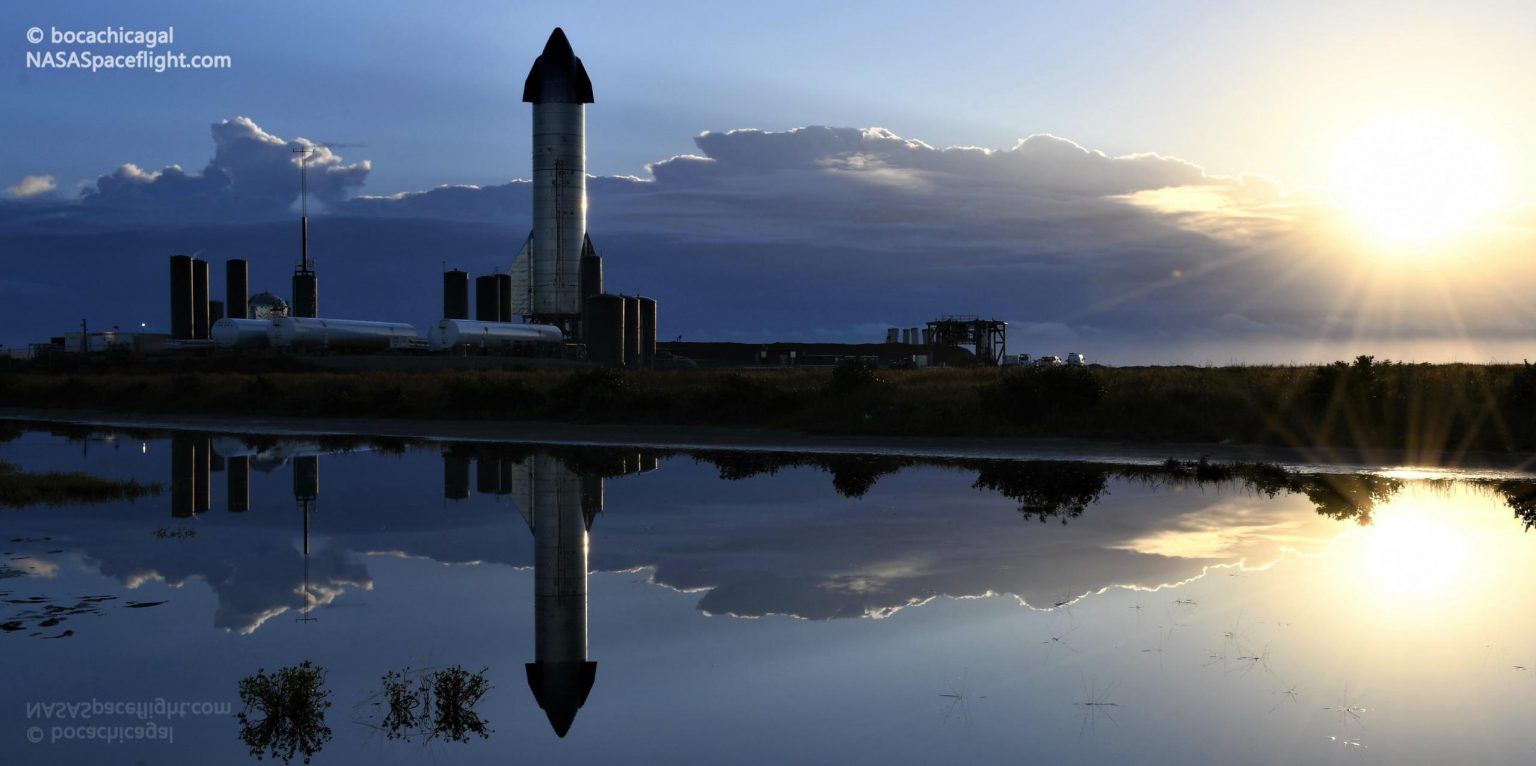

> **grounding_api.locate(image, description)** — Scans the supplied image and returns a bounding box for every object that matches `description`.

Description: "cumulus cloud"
[81,116,369,220]
[5,116,1536,361]
[5,175,57,199]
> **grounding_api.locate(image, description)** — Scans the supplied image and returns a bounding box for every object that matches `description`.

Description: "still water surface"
[2,426,1535,764]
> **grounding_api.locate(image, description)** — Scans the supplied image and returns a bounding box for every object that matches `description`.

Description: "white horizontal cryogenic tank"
[269,317,420,351]
[428,319,564,351]
[211,318,273,349]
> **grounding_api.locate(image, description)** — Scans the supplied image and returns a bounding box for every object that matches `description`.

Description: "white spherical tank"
[269,317,420,350]
[428,319,564,351]
[211,318,273,349]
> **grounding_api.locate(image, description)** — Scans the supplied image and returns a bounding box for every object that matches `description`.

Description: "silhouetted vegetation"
[986,365,1106,426]
[1297,474,1402,524]
[1495,480,1536,532]
[373,666,492,744]
[10,359,1536,452]
[972,461,1110,523]
[689,447,1404,525]
[691,451,913,498]
[0,460,161,507]
[236,662,333,764]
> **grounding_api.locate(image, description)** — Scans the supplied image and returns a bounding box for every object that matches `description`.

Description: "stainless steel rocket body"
[531,102,586,317]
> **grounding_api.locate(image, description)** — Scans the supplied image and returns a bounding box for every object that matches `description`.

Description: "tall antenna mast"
[293,146,311,272]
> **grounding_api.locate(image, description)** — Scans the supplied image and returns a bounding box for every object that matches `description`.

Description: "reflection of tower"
[294,455,320,624]
[520,455,600,738]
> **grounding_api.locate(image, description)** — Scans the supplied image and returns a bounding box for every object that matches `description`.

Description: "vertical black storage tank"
[292,270,318,318]
[583,294,625,368]
[169,255,194,339]
[638,296,657,369]
[228,456,250,512]
[578,253,603,343]
[580,253,603,301]
[495,273,514,322]
[475,275,499,322]
[226,259,249,319]
[191,259,210,340]
[443,270,470,320]
[623,296,641,369]
[209,300,225,324]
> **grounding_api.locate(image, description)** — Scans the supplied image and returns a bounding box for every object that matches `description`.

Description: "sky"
[3,0,1536,362]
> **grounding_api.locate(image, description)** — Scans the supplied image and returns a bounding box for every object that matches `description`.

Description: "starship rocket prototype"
[511,28,596,337]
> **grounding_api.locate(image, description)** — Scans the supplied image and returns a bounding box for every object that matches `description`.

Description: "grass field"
[4,356,1535,452]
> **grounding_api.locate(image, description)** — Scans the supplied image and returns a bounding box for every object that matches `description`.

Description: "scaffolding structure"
[925,315,1007,365]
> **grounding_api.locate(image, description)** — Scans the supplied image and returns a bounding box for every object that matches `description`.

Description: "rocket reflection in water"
[516,454,598,738]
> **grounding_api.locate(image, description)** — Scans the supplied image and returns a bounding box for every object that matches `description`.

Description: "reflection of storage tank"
[443,452,471,500]
[193,436,211,513]
[293,455,319,501]
[211,318,272,349]
[269,317,419,351]
[477,458,500,495]
[229,455,250,512]
[427,319,563,351]
[171,435,194,517]
[248,292,290,321]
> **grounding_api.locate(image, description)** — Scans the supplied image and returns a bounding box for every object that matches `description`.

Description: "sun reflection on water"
[1359,505,1467,597]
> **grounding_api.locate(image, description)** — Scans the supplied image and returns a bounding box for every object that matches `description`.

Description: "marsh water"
[3,424,1536,765]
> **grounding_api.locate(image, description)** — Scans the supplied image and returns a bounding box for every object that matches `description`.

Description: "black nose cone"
[523,27,594,104]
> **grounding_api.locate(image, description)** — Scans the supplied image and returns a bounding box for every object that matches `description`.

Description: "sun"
[1331,111,1510,245]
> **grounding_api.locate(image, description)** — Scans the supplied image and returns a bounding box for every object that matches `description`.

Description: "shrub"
[987,366,1105,425]
[829,359,881,395]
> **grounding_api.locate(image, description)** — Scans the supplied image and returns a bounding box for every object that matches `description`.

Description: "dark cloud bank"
[3,117,1531,361]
